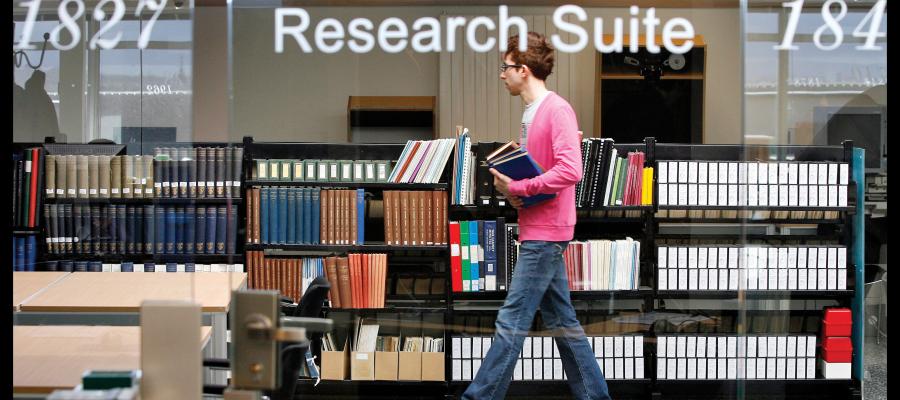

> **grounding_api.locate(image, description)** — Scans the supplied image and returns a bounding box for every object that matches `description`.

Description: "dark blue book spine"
[301,188,310,244]
[185,206,196,255]
[357,189,365,245]
[287,188,297,244]
[126,206,136,254]
[226,205,236,254]
[46,261,59,272]
[260,187,270,244]
[166,263,177,273]
[74,261,88,272]
[60,260,74,272]
[134,207,143,254]
[312,188,320,244]
[144,205,155,255]
[144,263,155,272]
[271,187,280,244]
[196,206,207,254]
[278,187,288,244]
[89,261,102,272]
[216,206,226,254]
[14,237,25,271]
[165,206,176,254]
[175,206,185,254]
[25,235,37,271]
[185,263,195,272]
[155,206,166,254]
[107,205,117,254]
[117,205,127,255]
[121,262,134,272]
[205,206,216,254]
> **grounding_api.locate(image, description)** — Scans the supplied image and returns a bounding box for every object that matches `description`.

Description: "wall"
[229,5,742,144]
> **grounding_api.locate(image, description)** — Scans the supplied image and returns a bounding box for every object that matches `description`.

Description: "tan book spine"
[441,190,447,244]
[295,259,301,303]
[88,155,99,198]
[351,190,358,245]
[75,155,88,199]
[424,190,432,245]
[253,189,261,244]
[134,155,145,198]
[143,155,155,198]
[122,155,133,199]
[345,190,352,245]
[380,254,386,308]
[319,190,327,245]
[383,191,393,245]
[432,191,440,245]
[337,257,352,309]
[98,156,111,198]
[411,191,420,245]
[336,190,343,245]
[329,189,337,245]
[400,191,410,246]
[247,251,255,289]
[45,155,56,198]
[65,155,77,198]
[246,189,253,243]
[110,156,121,198]
[326,256,340,308]
[323,190,331,245]
[418,191,426,246]
[393,191,402,247]
[55,154,66,198]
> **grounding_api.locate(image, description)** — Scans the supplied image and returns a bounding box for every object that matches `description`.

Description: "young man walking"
[461,32,611,400]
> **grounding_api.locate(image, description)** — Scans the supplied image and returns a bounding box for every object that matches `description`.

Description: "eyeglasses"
[500,63,524,72]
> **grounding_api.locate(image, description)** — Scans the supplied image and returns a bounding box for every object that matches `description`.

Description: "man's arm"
[506,106,583,197]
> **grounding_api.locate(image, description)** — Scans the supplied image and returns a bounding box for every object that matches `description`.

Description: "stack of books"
[451,128,475,205]
[45,155,154,199]
[153,147,243,198]
[485,141,555,208]
[317,254,388,309]
[576,139,652,208]
[383,191,447,246]
[13,147,45,228]
[563,239,642,291]
[245,251,324,304]
[388,139,455,184]
[253,158,393,183]
[449,219,508,292]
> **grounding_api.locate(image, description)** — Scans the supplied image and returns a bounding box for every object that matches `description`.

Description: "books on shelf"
[43,204,237,256]
[245,187,325,245]
[383,190,447,246]
[245,251,324,303]
[153,147,242,198]
[564,239,642,291]
[450,219,509,293]
[387,139,455,184]
[485,140,556,208]
[41,260,243,273]
[656,335,817,380]
[13,147,44,228]
[252,158,392,184]
[451,335,645,381]
[451,128,476,205]
[576,139,651,208]
[657,245,849,291]
[12,236,38,271]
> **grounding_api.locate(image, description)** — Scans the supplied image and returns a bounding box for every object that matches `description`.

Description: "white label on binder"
[708,270,719,290]
[726,337,736,358]
[676,359,687,380]
[657,337,666,358]
[788,163,799,184]
[838,269,847,289]
[738,184,748,206]
[659,248,668,268]
[452,360,462,380]
[545,337,554,358]
[827,247,838,269]
[667,337,677,358]
[134,188,142,195]
[676,248,687,269]
[738,163,748,184]
[757,360,768,380]
[756,185,766,206]
[198,181,206,187]
[678,184,688,206]
[809,185,819,207]
[625,336,634,357]
[665,358,676,380]
[757,337,768,357]
[788,185,798,206]
[776,359,786,379]
[747,359,757,380]
[838,185,848,207]
[766,184,776,206]
[798,269,808,290]
[686,336,697,358]
[355,353,368,360]
[699,270,709,290]
[717,184,727,206]
[709,162,719,183]
[778,268,788,289]
[799,186,809,207]
[688,269,698,290]
[728,269,739,290]
[56,188,65,195]
[657,358,667,379]
[698,184,708,206]
[767,162,778,184]
[828,185,838,207]
[698,162,708,183]
[817,163,827,185]
[755,163,766,185]
[522,338,532,358]
[635,337,644,357]
[728,163,738,184]
[728,185,738,206]
[669,162,679,184]
[767,337,777,358]
[659,162,669,183]
[555,359,565,380]
[687,358,697,379]
[593,338,603,357]
[788,269,798,289]
[688,162,698,183]
[787,248,798,268]
[809,163,818,185]
[79,188,88,195]
[717,163,727,184]
[799,163,808,185]
[688,247,698,269]
[759,269,769,290]
[451,338,461,358]
[819,186,828,207]
[827,269,837,290]
[787,336,797,357]
[678,268,689,290]
[828,163,838,184]
[658,269,668,290]
[840,163,849,184]
[688,184,698,206]
[817,247,827,269]
[462,337,472,358]
[778,163,789,184]
[776,337,787,357]
[809,269,819,290]
[669,270,678,291]
[838,247,847,269]
[778,184,789,206]
[606,337,616,358]
[634,358,644,379]
[718,248,728,269]
[748,185,758,206]
[678,162,689,183]
[726,358,737,379]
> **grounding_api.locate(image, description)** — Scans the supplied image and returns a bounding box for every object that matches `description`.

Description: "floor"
[864,337,887,400]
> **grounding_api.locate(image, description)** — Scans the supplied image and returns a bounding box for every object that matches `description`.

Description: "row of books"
[449,219,508,292]
[388,139,455,184]
[656,335,818,380]
[563,239,642,291]
[153,147,243,198]
[451,335,646,381]
[383,190,448,246]
[576,139,653,208]
[657,161,850,208]
[654,209,843,220]
[12,236,38,271]
[657,246,849,291]
[252,158,393,183]
[329,254,388,309]
[245,252,324,304]
[46,155,154,199]
[12,147,45,228]
[42,204,238,255]
[246,187,359,245]
[451,129,476,205]
[44,261,244,273]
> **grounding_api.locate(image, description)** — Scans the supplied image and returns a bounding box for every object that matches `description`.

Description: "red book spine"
[28,148,39,227]
[449,222,463,292]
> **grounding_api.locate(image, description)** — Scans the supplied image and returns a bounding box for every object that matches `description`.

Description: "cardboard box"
[350,351,375,381]
[398,351,422,381]
[421,352,445,381]
[320,341,349,381]
[374,351,399,381]
[819,359,851,379]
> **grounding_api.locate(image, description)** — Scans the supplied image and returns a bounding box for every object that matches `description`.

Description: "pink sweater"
[506,92,583,241]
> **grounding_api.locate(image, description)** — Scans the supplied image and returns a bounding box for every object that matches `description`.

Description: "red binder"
[28,148,39,227]
[449,222,462,292]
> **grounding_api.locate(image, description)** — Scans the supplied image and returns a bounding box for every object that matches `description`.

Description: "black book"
[117,205,127,255]
[60,260,73,272]
[134,206,144,254]
[215,148,226,198]
[126,206,137,254]
[155,206,166,254]
[582,139,600,208]
[197,148,207,199]
[232,147,243,198]
[215,205,226,254]
[205,148,216,198]
[46,260,58,272]
[495,217,507,291]
[575,139,588,207]
[179,148,189,198]
[175,206,185,254]
[107,205,117,254]
[88,261,102,272]
[185,205,196,255]
[34,148,45,228]
[98,205,108,254]
[475,143,495,207]
[165,206,176,254]
[72,204,83,254]
[158,153,169,198]
[196,206,207,254]
[91,205,102,253]
[12,158,20,227]
[43,204,52,254]
[506,224,518,287]
[49,204,59,255]
[224,147,233,198]
[226,205,236,254]
[74,261,88,272]
[83,204,93,254]
[205,206,216,254]
[592,140,616,208]
[169,149,180,198]
[189,148,198,198]
[145,205,155,255]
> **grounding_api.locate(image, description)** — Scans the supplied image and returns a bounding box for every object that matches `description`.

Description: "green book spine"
[615,158,627,205]
[460,221,471,292]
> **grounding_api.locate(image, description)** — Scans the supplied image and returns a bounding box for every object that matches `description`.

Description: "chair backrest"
[296,275,331,317]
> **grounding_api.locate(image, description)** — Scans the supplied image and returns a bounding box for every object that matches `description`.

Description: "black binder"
[495,217,507,291]
[475,143,495,207]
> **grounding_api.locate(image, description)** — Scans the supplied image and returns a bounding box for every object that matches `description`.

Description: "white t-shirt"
[520,91,551,151]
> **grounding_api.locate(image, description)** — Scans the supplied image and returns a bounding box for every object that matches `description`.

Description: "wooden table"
[13,325,212,394]
[12,272,70,311]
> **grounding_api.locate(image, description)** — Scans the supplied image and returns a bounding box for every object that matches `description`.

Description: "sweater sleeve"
[507,105,583,197]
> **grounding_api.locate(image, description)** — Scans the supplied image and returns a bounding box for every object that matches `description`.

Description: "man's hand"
[490,168,524,209]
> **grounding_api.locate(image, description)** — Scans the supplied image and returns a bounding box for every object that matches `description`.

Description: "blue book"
[126,206,137,254]
[14,237,25,271]
[185,206,196,255]
[357,189,365,245]
[166,263,177,273]
[216,206,226,254]
[107,206,117,254]
[477,220,485,290]
[60,260,74,272]
[278,187,288,244]
[25,235,37,271]
[165,206,176,254]
[117,205,127,255]
[301,188,310,244]
[74,261,88,272]
[196,206,207,254]
[185,263,195,272]
[260,187,270,244]
[144,205,155,255]
[270,187,280,244]
[155,206,165,254]
[469,221,479,291]
[226,205,237,254]
[144,263,155,273]
[311,189,321,244]
[287,188,297,244]
[487,149,556,208]
[205,207,217,254]
[175,207,185,254]
[133,207,142,254]
[121,262,134,272]
[484,220,497,291]
[46,261,59,272]
[88,261,102,272]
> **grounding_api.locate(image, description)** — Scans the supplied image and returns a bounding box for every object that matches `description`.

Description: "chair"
[864,265,887,345]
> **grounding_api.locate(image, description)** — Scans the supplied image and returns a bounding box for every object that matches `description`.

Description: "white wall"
[229,5,742,144]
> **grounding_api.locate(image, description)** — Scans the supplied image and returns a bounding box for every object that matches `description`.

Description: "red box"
[823,308,852,337]
[822,337,853,363]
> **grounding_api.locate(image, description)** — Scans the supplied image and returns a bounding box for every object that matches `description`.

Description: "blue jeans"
[462,240,611,400]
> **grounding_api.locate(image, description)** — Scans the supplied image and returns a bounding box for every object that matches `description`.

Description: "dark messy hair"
[504,31,555,81]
